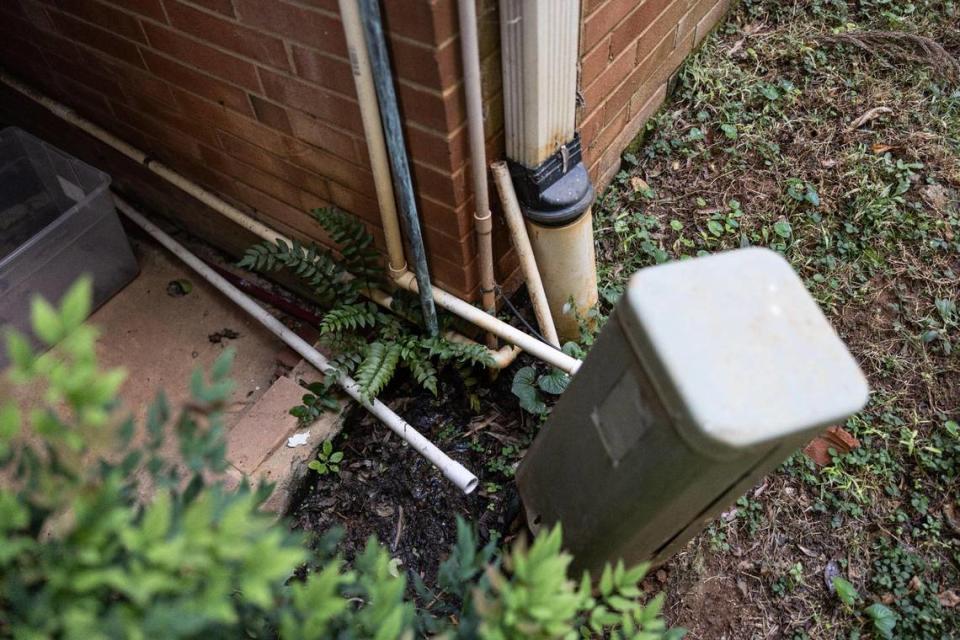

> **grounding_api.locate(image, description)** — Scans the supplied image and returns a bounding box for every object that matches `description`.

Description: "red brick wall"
[0,0,728,303]
[0,0,508,300]
[579,0,731,189]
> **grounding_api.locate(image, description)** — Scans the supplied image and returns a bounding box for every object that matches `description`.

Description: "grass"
[592,0,960,637]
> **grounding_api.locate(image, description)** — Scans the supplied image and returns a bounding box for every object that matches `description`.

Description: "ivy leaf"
[537,370,569,395]
[831,577,859,607]
[773,220,793,239]
[511,366,546,415]
[720,123,738,140]
[864,603,896,639]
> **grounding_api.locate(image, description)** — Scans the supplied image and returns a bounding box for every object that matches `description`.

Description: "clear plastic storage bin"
[0,127,138,368]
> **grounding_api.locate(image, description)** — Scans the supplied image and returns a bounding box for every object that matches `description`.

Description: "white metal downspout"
[499,0,599,341]
[115,195,479,494]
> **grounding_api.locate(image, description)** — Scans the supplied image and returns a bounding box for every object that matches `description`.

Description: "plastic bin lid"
[618,248,869,457]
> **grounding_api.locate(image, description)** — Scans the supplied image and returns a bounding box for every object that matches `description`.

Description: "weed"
[308,439,344,476]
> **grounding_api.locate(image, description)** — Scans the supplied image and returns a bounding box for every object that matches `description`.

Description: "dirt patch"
[291,367,532,586]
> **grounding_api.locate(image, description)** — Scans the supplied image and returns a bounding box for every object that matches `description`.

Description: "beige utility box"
[516,248,869,573]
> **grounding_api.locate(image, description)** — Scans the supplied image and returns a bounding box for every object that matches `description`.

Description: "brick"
[636,0,689,58]
[217,131,330,200]
[604,29,675,126]
[258,67,361,133]
[232,180,321,238]
[225,375,306,475]
[51,71,113,116]
[418,196,472,240]
[202,144,312,210]
[181,0,235,17]
[165,1,290,71]
[250,94,292,133]
[430,250,478,299]
[143,49,253,114]
[287,108,361,163]
[235,0,346,55]
[695,0,730,47]
[111,0,166,21]
[411,160,467,207]
[422,222,475,265]
[677,0,717,44]
[143,23,260,90]
[106,57,177,103]
[581,33,612,86]
[48,9,145,66]
[396,81,466,133]
[388,34,460,90]
[584,0,609,17]
[253,404,343,514]
[18,0,56,30]
[405,122,467,174]
[326,182,384,228]
[610,0,673,55]
[41,48,124,98]
[46,0,148,43]
[290,45,355,97]
[293,144,375,194]
[582,40,636,114]
[111,101,204,159]
[583,0,636,53]
[0,8,80,59]
[382,0,456,46]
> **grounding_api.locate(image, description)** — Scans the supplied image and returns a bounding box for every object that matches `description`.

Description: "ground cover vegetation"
[591,0,960,637]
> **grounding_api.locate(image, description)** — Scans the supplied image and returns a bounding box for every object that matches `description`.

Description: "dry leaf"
[630,176,650,193]
[871,143,894,154]
[803,426,861,466]
[938,590,960,608]
[944,503,960,535]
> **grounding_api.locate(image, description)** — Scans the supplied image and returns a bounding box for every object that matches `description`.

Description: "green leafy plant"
[239,208,493,404]
[831,577,899,639]
[290,380,341,426]
[0,279,682,639]
[511,364,569,416]
[308,439,344,475]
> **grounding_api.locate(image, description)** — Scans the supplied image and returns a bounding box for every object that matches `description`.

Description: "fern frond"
[319,302,378,335]
[355,342,401,400]
[400,342,438,396]
[312,207,383,289]
[423,337,495,369]
[238,237,356,306]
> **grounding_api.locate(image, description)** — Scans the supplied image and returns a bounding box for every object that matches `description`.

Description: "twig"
[818,30,960,82]
[392,505,404,551]
[847,106,893,131]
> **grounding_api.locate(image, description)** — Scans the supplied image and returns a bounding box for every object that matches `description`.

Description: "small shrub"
[0,280,683,639]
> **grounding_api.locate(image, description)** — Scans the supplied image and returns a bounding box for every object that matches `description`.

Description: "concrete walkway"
[2,231,342,513]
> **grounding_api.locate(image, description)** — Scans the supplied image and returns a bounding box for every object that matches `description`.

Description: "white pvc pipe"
[491,162,560,348]
[115,196,479,495]
[457,0,497,347]
[0,71,578,373]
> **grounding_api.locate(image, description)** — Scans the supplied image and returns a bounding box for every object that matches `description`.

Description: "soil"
[290,364,535,586]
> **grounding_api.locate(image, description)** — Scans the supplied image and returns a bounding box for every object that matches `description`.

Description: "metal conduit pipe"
[0,71,579,373]
[456,0,498,349]
[356,0,439,337]
[116,195,479,494]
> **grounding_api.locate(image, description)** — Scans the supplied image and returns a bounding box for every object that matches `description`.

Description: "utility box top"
[620,248,869,457]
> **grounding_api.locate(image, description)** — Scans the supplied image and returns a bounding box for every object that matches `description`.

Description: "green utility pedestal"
[516,248,869,573]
